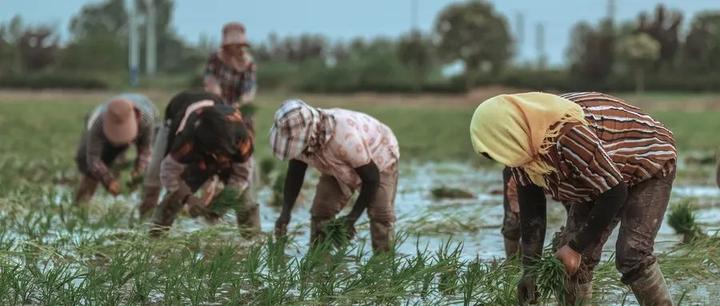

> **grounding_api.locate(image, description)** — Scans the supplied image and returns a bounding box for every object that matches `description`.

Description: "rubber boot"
[370,220,394,253]
[139,185,161,220]
[75,175,99,205]
[628,262,673,306]
[504,237,521,258]
[235,203,260,238]
[149,191,186,237]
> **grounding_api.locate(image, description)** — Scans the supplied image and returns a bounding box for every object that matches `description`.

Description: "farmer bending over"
[75,94,158,204]
[140,90,259,236]
[272,100,400,253]
[470,92,676,305]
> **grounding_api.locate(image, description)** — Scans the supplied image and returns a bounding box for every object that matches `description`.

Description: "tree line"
[0,0,719,92]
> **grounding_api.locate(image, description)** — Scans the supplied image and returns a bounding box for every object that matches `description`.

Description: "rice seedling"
[668,199,706,243]
[430,186,475,199]
[525,248,570,304]
[208,187,243,214]
[320,218,354,251]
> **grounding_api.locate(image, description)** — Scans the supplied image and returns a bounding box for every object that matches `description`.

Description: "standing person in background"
[204,22,257,114]
[470,92,677,305]
[75,94,158,204]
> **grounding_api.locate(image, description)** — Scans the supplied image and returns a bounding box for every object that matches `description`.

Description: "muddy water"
[90,161,718,304]
[158,162,720,259]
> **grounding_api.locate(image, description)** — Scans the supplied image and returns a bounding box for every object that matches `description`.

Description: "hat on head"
[103,98,138,145]
[269,99,321,160]
[222,22,249,46]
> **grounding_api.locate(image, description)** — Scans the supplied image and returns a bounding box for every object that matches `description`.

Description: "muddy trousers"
[554,169,676,305]
[150,160,260,237]
[310,169,398,253]
[138,123,169,218]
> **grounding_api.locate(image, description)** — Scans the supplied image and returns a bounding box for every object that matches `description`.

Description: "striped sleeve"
[557,125,623,194]
[510,167,533,187]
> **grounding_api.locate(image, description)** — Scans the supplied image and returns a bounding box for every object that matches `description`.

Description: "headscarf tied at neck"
[469,92,588,187]
[269,99,335,160]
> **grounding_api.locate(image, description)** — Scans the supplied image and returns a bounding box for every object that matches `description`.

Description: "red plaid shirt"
[204,51,257,106]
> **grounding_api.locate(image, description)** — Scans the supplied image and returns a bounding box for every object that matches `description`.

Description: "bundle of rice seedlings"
[209,188,242,214]
[526,251,569,304]
[431,186,474,199]
[321,218,352,250]
[668,200,705,243]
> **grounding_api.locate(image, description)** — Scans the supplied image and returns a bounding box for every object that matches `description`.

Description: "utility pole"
[411,0,418,32]
[607,0,616,24]
[127,0,140,86]
[535,22,547,70]
[144,0,157,76]
[515,12,525,65]
[515,12,525,46]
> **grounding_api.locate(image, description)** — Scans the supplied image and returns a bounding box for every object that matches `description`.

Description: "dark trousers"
[554,169,676,285]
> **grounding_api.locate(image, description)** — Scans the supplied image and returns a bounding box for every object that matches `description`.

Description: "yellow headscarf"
[469,92,588,187]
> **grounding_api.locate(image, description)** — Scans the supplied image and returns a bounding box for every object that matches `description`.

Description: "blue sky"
[2,0,718,66]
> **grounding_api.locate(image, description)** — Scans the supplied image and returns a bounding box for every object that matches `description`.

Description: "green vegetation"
[431,186,475,199]
[209,188,242,214]
[1,92,720,304]
[668,199,706,243]
[526,250,569,303]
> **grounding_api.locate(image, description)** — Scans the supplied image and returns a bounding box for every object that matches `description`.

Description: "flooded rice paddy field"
[2,161,719,305]
[171,161,720,304]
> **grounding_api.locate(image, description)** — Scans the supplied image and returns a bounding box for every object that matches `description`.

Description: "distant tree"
[62,0,127,71]
[567,19,615,83]
[0,15,24,73]
[683,11,720,73]
[397,30,434,89]
[636,4,683,69]
[69,0,127,40]
[434,0,512,89]
[17,26,59,71]
[617,33,660,93]
[255,33,328,63]
[0,16,59,73]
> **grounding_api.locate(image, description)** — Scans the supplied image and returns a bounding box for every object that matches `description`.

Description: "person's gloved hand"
[337,215,357,240]
[274,213,290,239]
[108,180,121,196]
[555,244,582,275]
[517,273,539,305]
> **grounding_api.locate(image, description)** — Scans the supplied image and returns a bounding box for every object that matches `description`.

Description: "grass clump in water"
[668,199,705,243]
[431,186,474,199]
[269,171,285,208]
[259,157,276,185]
[209,187,242,214]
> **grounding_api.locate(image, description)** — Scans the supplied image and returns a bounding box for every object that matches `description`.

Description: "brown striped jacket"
[512,92,677,204]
